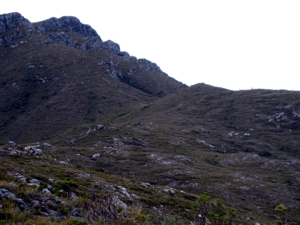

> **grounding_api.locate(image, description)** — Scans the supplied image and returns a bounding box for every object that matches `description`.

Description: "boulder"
[92,153,100,159]
[30,200,40,208]
[0,188,16,201]
[42,188,52,195]
[8,141,16,146]
[15,198,28,211]
[29,178,40,186]
[43,143,52,147]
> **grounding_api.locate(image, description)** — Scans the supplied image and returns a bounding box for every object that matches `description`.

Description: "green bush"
[54,180,79,196]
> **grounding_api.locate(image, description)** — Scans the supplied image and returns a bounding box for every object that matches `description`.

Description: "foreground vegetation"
[0,147,298,225]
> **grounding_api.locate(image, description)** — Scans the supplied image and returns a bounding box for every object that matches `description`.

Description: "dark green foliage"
[66,220,86,225]
[195,193,236,225]
[55,180,79,196]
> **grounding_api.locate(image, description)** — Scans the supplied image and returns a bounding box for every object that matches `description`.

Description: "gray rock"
[42,188,52,194]
[53,197,63,205]
[16,174,27,182]
[96,124,105,130]
[70,192,78,201]
[8,141,16,146]
[69,208,81,217]
[29,178,40,186]
[102,40,120,54]
[37,16,99,38]
[164,186,175,195]
[16,198,28,211]
[47,209,58,217]
[174,155,192,164]
[118,186,130,198]
[118,51,130,57]
[47,32,71,47]
[47,185,53,190]
[33,148,42,155]
[92,153,100,159]
[113,197,128,210]
[48,178,55,183]
[43,143,52,147]
[30,200,40,208]
[0,188,16,201]
[138,58,162,72]
[0,189,6,201]
[24,145,42,155]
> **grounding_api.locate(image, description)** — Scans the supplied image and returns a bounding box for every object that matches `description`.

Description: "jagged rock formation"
[0,12,32,32]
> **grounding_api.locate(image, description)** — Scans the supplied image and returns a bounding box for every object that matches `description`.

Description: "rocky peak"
[0,12,32,33]
[35,16,100,39]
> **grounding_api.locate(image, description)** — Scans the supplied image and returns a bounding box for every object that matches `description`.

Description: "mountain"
[0,12,186,142]
[1,12,300,224]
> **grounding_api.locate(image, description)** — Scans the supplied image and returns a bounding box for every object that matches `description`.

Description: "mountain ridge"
[0,12,186,142]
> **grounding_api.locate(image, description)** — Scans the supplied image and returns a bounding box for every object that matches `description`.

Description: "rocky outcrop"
[36,16,99,38]
[45,32,72,46]
[0,142,43,156]
[138,58,162,73]
[102,40,120,54]
[0,12,32,33]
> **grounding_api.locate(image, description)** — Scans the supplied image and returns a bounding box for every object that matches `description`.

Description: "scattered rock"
[96,124,105,130]
[70,192,78,201]
[141,182,151,188]
[174,155,192,164]
[15,198,28,211]
[117,186,131,198]
[48,178,55,183]
[42,188,52,195]
[53,197,63,205]
[24,145,43,155]
[8,141,16,146]
[164,186,175,195]
[197,139,215,148]
[92,153,100,159]
[30,200,40,208]
[29,178,40,186]
[77,173,90,178]
[59,161,68,165]
[43,143,52,147]
[113,197,128,210]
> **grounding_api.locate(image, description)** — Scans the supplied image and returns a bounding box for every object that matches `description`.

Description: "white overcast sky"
[1,0,300,91]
